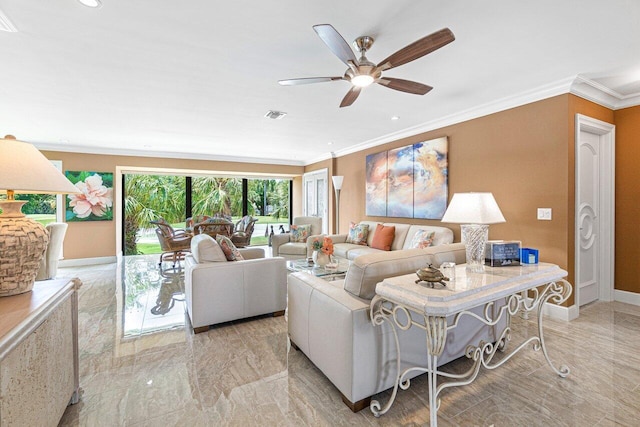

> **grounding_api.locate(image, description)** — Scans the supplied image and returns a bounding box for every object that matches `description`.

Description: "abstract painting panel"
[365,137,448,220]
[387,145,414,218]
[365,151,388,216]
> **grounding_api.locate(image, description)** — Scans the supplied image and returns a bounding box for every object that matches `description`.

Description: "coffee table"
[286,257,350,280]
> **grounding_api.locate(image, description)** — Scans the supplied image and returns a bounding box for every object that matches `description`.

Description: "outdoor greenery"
[124,174,290,255]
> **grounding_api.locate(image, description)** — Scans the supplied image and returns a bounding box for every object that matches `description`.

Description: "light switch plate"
[537,208,552,220]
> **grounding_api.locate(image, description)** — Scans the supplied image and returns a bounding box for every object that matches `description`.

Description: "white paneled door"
[575,115,615,307]
[303,169,328,234]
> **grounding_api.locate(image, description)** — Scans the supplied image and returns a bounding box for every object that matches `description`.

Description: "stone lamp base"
[0,200,49,297]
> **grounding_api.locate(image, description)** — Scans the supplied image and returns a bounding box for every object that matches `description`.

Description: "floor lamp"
[332,176,343,233]
[0,135,80,296]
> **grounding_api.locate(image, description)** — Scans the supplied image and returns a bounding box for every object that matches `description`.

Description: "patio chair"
[231,216,258,247]
[151,218,192,268]
[193,217,234,238]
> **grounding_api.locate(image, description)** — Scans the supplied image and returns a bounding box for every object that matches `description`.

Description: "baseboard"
[541,302,579,321]
[614,289,640,307]
[59,256,117,267]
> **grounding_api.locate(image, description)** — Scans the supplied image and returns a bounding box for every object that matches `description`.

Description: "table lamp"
[332,175,344,233]
[0,135,80,297]
[441,192,506,272]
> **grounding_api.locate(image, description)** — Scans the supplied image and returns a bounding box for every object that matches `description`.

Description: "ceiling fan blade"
[340,87,361,108]
[278,77,343,86]
[377,28,455,71]
[378,78,433,95]
[313,24,358,67]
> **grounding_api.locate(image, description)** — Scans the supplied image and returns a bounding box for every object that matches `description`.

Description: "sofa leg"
[273,310,285,317]
[340,393,371,413]
[193,326,209,334]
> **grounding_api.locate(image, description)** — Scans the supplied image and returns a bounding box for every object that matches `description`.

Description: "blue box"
[520,248,539,264]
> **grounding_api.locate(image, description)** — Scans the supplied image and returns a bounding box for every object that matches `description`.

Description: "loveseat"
[287,242,505,411]
[185,234,287,333]
[317,221,454,260]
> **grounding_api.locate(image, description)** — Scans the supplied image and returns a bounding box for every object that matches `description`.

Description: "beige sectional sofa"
[320,221,454,260]
[287,242,505,411]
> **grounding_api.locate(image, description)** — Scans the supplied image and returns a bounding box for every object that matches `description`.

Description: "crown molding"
[329,76,577,160]
[570,75,640,110]
[34,142,306,167]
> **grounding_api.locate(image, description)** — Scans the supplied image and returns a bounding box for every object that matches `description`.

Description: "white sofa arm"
[271,233,291,257]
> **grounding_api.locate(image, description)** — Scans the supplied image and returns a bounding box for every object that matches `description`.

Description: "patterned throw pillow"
[216,235,245,261]
[410,230,436,249]
[290,224,311,243]
[346,222,369,246]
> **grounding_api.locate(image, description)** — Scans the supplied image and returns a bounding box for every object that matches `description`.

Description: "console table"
[0,278,82,427]
[369,263,572,426]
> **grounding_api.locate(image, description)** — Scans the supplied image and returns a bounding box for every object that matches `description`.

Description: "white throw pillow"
[191,234,227,263]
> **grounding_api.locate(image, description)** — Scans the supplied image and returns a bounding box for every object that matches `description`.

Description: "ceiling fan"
[278,24,455,108]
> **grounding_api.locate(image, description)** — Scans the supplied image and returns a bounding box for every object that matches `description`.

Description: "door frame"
[302,168,329,233]
[575,114,615,306]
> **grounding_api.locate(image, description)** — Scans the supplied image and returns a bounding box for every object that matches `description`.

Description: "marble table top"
[376,263,568,316]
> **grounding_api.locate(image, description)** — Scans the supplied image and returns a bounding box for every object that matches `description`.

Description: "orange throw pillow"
[370,224,395,251]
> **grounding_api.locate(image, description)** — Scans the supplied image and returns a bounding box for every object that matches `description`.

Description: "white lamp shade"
[441,192,506,224]
[332,175,344,191]
[0,137,80,194]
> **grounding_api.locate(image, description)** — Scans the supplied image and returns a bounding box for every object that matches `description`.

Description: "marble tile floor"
[58,255,640,426]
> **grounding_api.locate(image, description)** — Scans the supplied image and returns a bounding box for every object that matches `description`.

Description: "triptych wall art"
[365,136,448,219]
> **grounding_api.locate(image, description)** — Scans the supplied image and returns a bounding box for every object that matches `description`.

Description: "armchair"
[272,216,323,260]
[151,218,192,268]
[35,222,68,281]
[231,215,258,247]
[185,234,287,333]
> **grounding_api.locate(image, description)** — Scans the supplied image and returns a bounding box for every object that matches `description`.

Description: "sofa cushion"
[191,234,227,263]
[290,224,311,242]
[344,248,431,299]
[403,225,454,250]
[346,222,369,245]
[370,224,395,251]
[278,242,308,256]
[409,229,436,249]
[216,235,245,261]
[384,222,411,251]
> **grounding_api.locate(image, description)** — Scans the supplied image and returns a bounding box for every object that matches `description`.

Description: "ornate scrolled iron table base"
[370,279,572,426]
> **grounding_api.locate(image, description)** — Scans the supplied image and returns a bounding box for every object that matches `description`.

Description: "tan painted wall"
[41,150,304,260]
[613,105,640,293]
[332,94,620,305]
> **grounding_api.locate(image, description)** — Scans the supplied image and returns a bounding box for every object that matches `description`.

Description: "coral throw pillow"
[410,230,436,249]
[216,235,245,261]
[370,224,395,251]
[346,222,369,246]
[290,224,311,243]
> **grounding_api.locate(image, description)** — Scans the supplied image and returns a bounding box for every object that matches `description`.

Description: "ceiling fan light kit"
[279,24,455,107]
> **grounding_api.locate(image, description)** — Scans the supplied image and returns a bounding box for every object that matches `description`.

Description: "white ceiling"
[1,0,639,166]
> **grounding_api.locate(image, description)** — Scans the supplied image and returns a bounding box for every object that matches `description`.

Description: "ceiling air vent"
[264,110,287,120]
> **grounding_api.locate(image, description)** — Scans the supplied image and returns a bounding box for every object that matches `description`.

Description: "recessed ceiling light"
[264,110,287,120]
[77,0,102,8]
[328,142,333,146]
[391,116,400,121]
